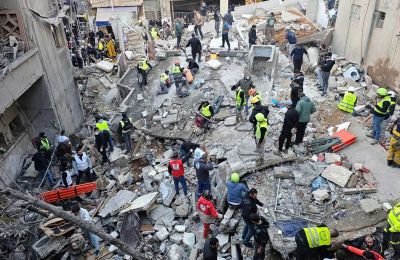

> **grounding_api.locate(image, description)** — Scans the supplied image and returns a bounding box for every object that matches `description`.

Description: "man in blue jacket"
[227,172,248,207]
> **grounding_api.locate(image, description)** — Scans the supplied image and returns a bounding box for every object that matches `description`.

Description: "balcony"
[0,48,43,113]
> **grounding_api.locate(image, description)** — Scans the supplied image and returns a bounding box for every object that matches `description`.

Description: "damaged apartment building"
[0,0,83,187]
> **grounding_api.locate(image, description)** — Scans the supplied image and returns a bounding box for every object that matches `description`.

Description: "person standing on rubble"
[249,25,257,49]
[241,189,264,248]
[95,116,113,152]
[290,43,309,72]
[338,86,357,114]
[136,57,152,88]
[203,236,219,260]
[264,12,276,44]
[380,91,398,142]
[172,60,185,95]
[32,150,56,187]
[223,10,234,26]
[383,201,400,258]
[275,100,299,156]
[227,172,248,208]
[214,9,221,38]
[254,113,268,165]
[248,88,263,108]
[198,101,214,132]
[286,28,297,54]
[295,93,316,145]
[168,152,188,197]
[94,127,108,164]
[253,215,270,260]
[316,43,328,89]
[194,154,215,199]
[295,225,339,260]
[73,144,94,185]
[118,112,133,153]
[249,97,269,134]
[71,205,100,256]
[61,161,73,188]
[157,70,171,95]
[220,20,231,51]
[320,52,336,96]
[387,117,400,167]
[186,33,202,63]
[231,84,245,123]
[37,132,53,162]
[194,10,204,40]
[236,74,255,115]
[197,190,223,239]
[175,18,183,49]
[367,88,391,145]
[179,141,199,167]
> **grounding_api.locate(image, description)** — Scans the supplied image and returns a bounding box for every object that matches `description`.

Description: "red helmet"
[248,88,257,96]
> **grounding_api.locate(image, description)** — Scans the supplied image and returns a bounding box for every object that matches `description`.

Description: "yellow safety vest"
[98,41,104,50]
[172,65,181,74]
[388,203,400,233]
[236,89,244,106]
[151,28,158,39]
[139,59,149,71]
[201,105,212,118]
[304,227,331,249]
[255,121,268,139]
[96,121,110,132]
[338,92,357,113]
[374,96,392,115]
[160,73,169,83]
[40,138,51,151]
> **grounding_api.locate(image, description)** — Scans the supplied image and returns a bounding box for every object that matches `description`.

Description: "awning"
[95,7,138,26]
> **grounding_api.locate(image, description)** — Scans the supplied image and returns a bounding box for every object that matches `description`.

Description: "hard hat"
[174,59,180,65]
[231,172,240,183]
[348,86,356,92]
[255,113,266,122]
[248,88,257,96]
[250,96,260,104]
[388,90,396,98]
[377,88,388,96]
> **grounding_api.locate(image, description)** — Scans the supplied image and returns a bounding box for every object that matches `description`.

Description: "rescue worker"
[168,152,188,197]
[388,117,400,167]
[295,93,316,145]
[32,150,56,187]
[179,141,199,167]
[73,144,93,185]
[383,201,400,258]
[226,172,248,208]
[118,112,133,153]
[194,154,215,199]
[235,74,255,115]
[97,39,105,59]
[171,60,185,95]
[241,188,264,247]
[264,12,276,44]
[38,132,52,153]
[186,33,202,62]
[249,97,269,135]
[368,88,391,144]
[157,70,171,95]
[254,113,268,165]
[248,88,262,108]
[253,215,270,260]
[352,234,383,255]
[231,84,245,123]
[106,38,116,58]
[136,57,152,88]
[61,161,73,188]
[275,100,299,156]
[196,190,223,239]
[380,90,397,142]
[150,27,159,40]
[94,127,108,164]
[95,116,113,152]
[338,86,357,114]
[295,225,339,260]
[198,101,214,132]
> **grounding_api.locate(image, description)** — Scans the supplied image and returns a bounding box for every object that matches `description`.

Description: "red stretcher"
[331,129,357,152]
[40,182,97,203]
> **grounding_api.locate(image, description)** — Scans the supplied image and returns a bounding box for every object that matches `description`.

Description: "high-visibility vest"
[172,65,182,74]
[96,121,110,132]
[120,118,132,133]
[98,41,104,50]
[236,89,244,106]
[40,138,51,151]
[160,73,169,83]
[255,121,268,139]
[151,28,158,39]
[374,96,392,115]
[169,159,184,177]
[388,202,400,233]
[139,58,149,71]
[338,92,357,113]
[201,105,212,118]
[303,227,331,249]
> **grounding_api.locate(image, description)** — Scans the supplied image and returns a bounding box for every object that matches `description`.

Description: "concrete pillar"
[306,0,319,22]
[220,0,228,16]
[160,0,172,22]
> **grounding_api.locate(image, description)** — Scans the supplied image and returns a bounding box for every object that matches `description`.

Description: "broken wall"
[233,0,301,17]
[332,0,400,92]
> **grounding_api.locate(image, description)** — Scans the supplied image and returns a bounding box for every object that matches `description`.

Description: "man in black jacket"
[249,97,269,135]
[203,236,219,260]
[241,188,264,247]
[321,52,335,96]
[32,151,56,187]
[276,100,299,156]
[179,141,199,166]
[186,33,202,63]
[253,215,270,260]
[94,127,109,164]
[249,25,257,48]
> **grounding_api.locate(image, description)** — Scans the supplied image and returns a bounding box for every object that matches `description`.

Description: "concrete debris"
[148,204,175,224]
[216,233,230,247]
[99,190,137,217]
[155,227,170,240]
[359,199,382,214]
[324,153,341,164]
[182,232,196,248]
[120,192,158,213]
[96,60,114,72]
[159,180,176,206]
[170,232,183,244]
[206,59,223,70]
[174,225,186,233]
[312,189,330,202]
[224,116,237,126]
[167,244,188,260]
[321,164,353,187]
[175,201,190,217]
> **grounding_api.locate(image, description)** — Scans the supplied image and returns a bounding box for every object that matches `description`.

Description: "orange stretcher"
[40,182,97,203]
[331,129,357,152]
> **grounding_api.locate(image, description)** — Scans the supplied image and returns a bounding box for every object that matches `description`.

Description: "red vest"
[169,160,184,177]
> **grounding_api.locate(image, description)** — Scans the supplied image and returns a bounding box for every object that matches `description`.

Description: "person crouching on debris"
[168,152,188,197]
[157,70,171,95]
[338,86,357,115]
[197,101,214,132]
[187,58,199,75]
[197,190,223,239]
[227,172,248,208]
[295,224,339,260]
[118,112,133,153]
[388,117,400,167]
[71,205,100,256]
[231,84,245,123]
[73,144,94,185]
[254,113,268,165]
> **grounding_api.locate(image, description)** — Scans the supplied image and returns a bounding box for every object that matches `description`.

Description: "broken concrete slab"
[109,147,128,163]
[281,10,301,23]
[148,204,175,224]
[312,189,330,202]
[159,180,176,206]
[214,109,231,120]
[224,116,237,126]
[206,59,223,70]
[321,164,353,187]
[155,227,169,240]
[324,153,341,164]
[182,232,196,248]
[174,225,186,233]
[170,233,183,244]
[216,233,229,248]
[167,244,188,260]
[24,163,39,178]
[161,114,179,125]
[120,192,158,214]
[359,199,381,214]
[99,190,137,217]
[273,166,294,179]
[175,202,190,218]
[235,121,253,131]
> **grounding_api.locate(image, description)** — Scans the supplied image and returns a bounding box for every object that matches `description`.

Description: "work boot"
[370,139,379,145]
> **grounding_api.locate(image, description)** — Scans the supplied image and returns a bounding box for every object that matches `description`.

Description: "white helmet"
[348,86,356,92]
[388,90,396,98]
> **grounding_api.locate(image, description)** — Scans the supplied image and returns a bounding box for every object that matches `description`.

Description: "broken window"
[375,11,386,28]
[350,5,361,22]
[8,115,24,138]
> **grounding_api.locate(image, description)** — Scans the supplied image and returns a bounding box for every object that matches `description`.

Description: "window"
[376,11,386,28]
[8,115,24,138]
[350,4,361,22]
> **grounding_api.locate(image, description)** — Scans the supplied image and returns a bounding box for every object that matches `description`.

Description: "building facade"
[0,0,83,186]
[332,0,400,92]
